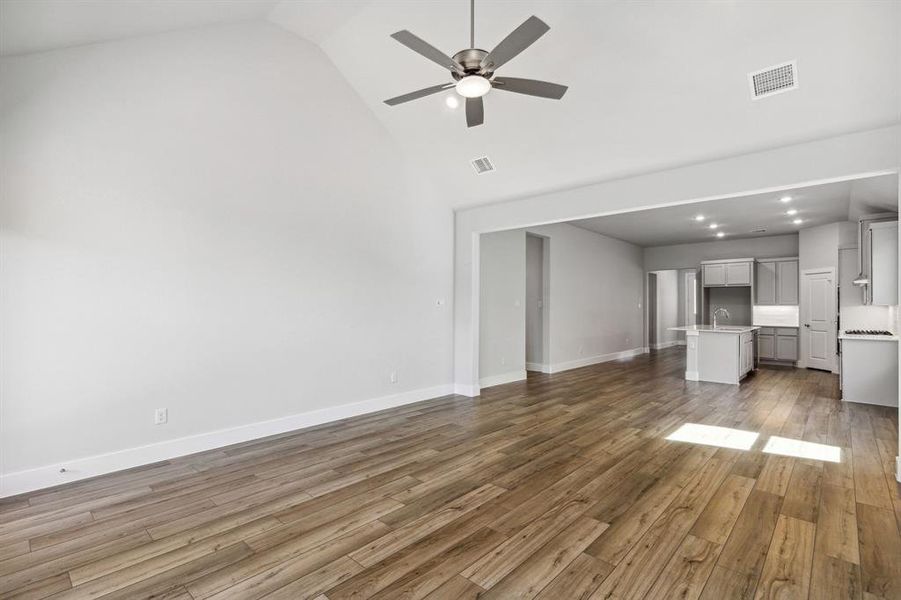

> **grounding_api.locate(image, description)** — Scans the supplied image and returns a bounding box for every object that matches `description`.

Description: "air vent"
[748,60,797,99]
[751,228,768,234]
[471,156,495,174]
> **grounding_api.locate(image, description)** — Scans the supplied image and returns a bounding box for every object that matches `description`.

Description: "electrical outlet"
[436,298,446,307]
[390,371,398,384]
[579,345,584,355]
[154,408,168,425]
[501,356,506,366]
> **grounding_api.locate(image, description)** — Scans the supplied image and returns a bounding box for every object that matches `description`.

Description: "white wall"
[0,22,454,493]
[479,230,526,386]
[652,270,680,348]
[643,234,799,272]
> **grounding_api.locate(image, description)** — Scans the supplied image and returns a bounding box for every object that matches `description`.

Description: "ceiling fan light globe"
[455,75,491,98]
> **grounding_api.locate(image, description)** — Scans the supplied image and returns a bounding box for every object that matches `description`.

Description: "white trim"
[479,370,527,389]
[0,383,454,498]
[548,347,646,374]
[526,362,550,373]
[685,370,700,381]
[896,456,900,483]
[454,383,480,397]
[650,340,682,350]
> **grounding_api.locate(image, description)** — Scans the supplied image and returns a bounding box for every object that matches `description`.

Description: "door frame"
[800,267,838,373]
[683,270,698,328]
[525,233,550,372]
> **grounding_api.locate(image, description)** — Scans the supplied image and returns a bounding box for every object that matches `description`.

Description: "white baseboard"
[526,362,550,373]
[454,383,480,397]
[479,370,527,389]
[0,383,455,498]
[650,340,682,350]
[897,456,900,483]
[685,370,700,381]
[548,347,646,374]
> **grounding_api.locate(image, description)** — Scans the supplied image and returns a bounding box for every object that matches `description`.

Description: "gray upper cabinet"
[776,260,799,305]
[755,261,777,304]
[755,258,798,305]
[870,221,898,306]
[702,260,753,287]
[702,263,726,286]
[725,262,751,286]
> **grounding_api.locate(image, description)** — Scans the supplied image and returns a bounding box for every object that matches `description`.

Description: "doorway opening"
[526,234,550,372]
[647,270,681,350]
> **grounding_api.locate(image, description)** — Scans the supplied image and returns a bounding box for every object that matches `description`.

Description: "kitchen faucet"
[713,307,730,328]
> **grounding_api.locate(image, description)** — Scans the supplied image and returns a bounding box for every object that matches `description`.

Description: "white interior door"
[801,269,836,371]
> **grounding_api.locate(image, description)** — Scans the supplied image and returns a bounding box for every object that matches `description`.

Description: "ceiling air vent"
[471,156,495,174]
[750,228,768,234]
[748,60,797,99]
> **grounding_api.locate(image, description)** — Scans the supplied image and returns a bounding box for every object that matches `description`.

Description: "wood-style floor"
[2,348,900,599]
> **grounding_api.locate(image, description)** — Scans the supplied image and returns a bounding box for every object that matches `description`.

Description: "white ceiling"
[570,175,898,247]
[2,1,899,210]
[0,0,278,56]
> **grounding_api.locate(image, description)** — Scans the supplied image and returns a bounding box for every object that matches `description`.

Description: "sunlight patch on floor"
[763,436,842,463]
[666,423,759,450]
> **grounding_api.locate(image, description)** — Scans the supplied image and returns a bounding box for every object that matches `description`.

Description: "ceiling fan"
[383,0,568,127]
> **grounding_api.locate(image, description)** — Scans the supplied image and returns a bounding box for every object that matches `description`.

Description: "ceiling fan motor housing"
[452,48,493,79]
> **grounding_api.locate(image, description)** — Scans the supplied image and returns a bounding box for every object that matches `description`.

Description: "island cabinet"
[702,259,753,287]
[755,258,799,305]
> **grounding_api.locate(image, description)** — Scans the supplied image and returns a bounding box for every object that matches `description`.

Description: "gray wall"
[707,287,753,326]
[528,223,644,369]
[479,223,644,379]
[479,231,527,383]
[644,234,799,271]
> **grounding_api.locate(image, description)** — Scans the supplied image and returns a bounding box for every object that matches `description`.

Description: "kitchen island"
[669,325,760,384]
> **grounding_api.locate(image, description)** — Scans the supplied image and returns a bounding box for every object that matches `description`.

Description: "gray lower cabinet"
[757,327,798,362]
[758,333,775,359]
[775,335,798,361]
[755,258,798,305]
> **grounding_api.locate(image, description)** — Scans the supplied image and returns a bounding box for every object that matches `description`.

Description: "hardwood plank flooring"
[1,348,899,599]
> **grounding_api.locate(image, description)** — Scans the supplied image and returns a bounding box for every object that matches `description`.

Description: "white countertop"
[839,332,899,342]
[669,325,761,334]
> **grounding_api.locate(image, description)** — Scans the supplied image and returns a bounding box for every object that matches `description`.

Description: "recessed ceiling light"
[780,196,792,203]
[716,231,725,238]
[793,218,803,225]
[694,215,705,222]
[445,96,459,109]
[709,223,718,229]
[786,209,797,215]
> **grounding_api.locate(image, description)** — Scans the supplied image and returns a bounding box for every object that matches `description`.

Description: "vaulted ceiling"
[2,0,899,209]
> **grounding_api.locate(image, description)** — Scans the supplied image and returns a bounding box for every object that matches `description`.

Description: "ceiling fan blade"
[480,16,549,71]
[390,30,462,73]
[466,97,484,127]
[384,83,455,106]
[491,77,568,99]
